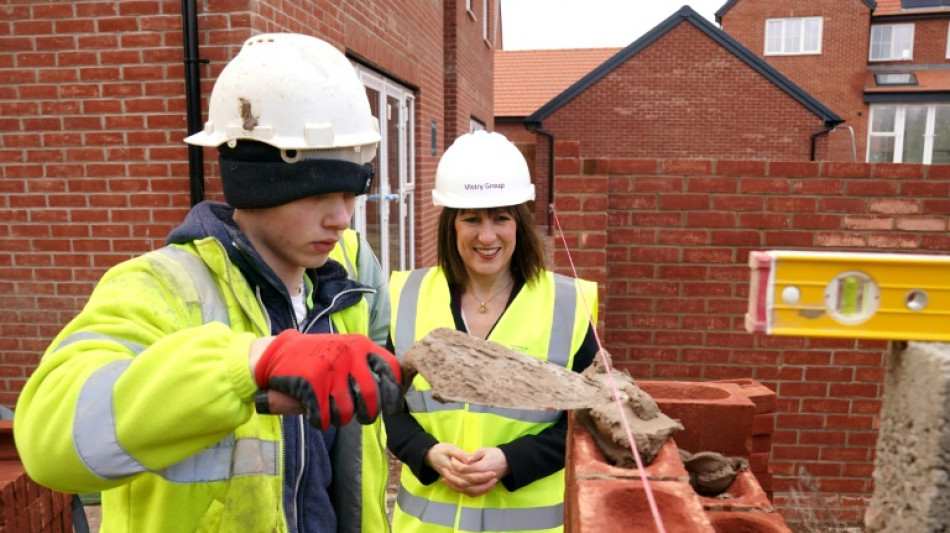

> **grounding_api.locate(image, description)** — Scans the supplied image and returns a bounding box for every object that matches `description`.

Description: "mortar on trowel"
[400,328,745,495]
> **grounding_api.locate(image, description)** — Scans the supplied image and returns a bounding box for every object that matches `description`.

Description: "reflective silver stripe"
[157,246,230,326]
[548,274,577,368]
[74,359,147,479]
[468,403,561,424]
[73,246,244,482]
[404,386,464,413]
[394,268,430,358]
[398,485,564,531]
[56,331,146,356]
[405,387,561,423]
[397,485,458,527]
[158,436,279,482]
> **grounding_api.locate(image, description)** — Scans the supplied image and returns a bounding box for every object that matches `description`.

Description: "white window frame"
[764,17,822,55]
[351,63,416,278]
[466,0,475,20]
[869,24,915,61]
[867,104,949,164]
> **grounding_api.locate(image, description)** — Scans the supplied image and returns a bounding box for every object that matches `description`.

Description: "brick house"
[0,0,496,405]
[492,3,950,529]
[718,0,950,164]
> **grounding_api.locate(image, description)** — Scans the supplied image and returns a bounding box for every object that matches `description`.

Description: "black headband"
[218,141,374,209]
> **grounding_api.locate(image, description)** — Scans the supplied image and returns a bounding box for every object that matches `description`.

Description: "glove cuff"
[254,329,303,387]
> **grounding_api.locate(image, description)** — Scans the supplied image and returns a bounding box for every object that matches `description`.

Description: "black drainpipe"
[526,122,555,235]
[810,123,835,161]
[181,0,208,206]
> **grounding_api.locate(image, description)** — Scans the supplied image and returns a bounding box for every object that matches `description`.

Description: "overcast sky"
[500,1,726,50]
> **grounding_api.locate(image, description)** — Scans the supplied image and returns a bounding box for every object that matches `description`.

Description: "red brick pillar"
[714,378,778,501]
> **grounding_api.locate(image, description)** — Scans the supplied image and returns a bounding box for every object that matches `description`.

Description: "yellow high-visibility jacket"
[14,235,388,532]
[389,266,597,533]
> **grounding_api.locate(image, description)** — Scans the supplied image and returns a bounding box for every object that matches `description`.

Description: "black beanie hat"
[218,140,374,209]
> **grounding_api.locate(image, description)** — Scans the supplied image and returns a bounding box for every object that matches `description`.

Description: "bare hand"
[430,446,509,497]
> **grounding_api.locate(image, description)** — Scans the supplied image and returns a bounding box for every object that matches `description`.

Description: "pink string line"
[552,207,667,533]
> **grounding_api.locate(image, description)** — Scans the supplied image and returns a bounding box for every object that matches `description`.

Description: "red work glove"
[254,330,402,430]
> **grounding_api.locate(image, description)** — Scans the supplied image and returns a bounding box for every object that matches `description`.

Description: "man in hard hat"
[14,33,401,533]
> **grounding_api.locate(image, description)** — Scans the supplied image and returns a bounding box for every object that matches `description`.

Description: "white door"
[352,64,416,280]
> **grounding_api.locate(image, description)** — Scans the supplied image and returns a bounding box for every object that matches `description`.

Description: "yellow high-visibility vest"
[389,267,597,533]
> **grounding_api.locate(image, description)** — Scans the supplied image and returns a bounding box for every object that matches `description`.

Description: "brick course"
[552,152,950,527]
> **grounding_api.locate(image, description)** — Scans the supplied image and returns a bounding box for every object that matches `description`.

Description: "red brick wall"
[0,1,484,404]
[550,145,950,526]
[906,17,950,64]
[444,0,495,140]
[539,21,834,162]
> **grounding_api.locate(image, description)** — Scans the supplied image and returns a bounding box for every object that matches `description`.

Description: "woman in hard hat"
[386,130,599,533]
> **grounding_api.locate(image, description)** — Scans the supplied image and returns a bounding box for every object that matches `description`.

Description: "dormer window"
[874,73,918,86]
[870,24,914,61]
[765,17,822,55]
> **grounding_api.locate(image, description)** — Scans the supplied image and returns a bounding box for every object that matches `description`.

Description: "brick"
[752,413,775,435]
[712,378,777,414]
[748,453,770,472]
[639,381,755,457]
[705,511,792,532]
[566,413,688,483]
[752,434,772,454]
[695,470,773,513]
[572,478,714,533]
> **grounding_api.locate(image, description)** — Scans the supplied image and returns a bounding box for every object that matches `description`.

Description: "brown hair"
[436,203,546,287]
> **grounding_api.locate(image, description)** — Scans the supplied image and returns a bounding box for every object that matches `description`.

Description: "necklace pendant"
[478,303,488,314]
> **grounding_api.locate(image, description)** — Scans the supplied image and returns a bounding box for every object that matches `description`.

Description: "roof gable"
[525,5,842,127]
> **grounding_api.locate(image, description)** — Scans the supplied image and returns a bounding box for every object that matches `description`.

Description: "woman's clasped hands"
[425,443,511,497]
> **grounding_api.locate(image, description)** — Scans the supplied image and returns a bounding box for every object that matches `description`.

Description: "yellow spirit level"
[745,251,950,341]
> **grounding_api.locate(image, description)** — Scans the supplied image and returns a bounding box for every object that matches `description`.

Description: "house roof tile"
[874,0,950,16]
[494,48,621,118]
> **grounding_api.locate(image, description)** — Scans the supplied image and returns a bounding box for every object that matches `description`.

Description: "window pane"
[894,25,914,59]
[871,106,897,133]
[902,106,928,163]
[804,19,821,52]
[870,26,889,59]
[868,136,895,163]
[766,20,783,53]
[933,106,950,164]
[785,18,802,52]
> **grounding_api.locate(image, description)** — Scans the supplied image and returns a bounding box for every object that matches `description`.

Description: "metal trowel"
[400,327,606,410]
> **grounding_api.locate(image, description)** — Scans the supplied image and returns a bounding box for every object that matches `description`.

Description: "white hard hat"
[432,131,534,208]
[185,33,379,164]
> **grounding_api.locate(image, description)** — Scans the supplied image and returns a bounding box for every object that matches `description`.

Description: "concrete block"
[571,478,714,533]
[706,510,793,532]
[639,381,756,457]
[865,341,950,532]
